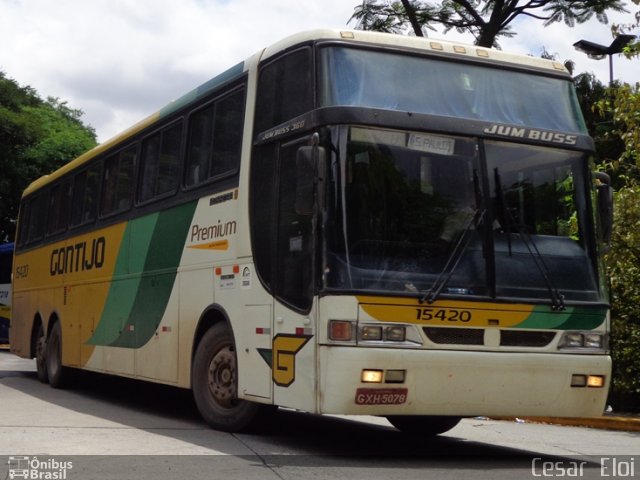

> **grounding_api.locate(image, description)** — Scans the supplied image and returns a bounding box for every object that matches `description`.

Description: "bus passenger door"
[271,138,318,413]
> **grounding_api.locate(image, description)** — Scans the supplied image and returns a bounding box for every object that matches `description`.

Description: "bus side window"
[71,163,101,227]
[100,147,135,216]
[47,180,71,236]
[185,87,245,188]
[20,193,47,245]
[211,89,244,178]
[139,121,182,203]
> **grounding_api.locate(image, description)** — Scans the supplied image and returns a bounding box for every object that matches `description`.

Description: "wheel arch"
[28,313,44,359]
[27,311,59,358]
[191,304,236,365]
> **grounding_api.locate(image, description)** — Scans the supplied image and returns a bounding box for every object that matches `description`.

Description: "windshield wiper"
[494,168,566,311]
[420,208,486,304]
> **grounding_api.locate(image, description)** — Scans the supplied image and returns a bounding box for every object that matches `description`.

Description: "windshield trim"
[254,107,596,152]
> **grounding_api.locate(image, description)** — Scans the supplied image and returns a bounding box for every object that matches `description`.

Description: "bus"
[10,29,613,434]
[0,242,13,344]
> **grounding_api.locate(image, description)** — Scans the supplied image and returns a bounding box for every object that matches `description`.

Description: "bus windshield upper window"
[255,48,313,134]
[319,47,587,134]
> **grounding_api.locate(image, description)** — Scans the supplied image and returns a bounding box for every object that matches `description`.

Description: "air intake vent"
[500,330,556,347]
[423,327,484,345]
[423,327,556,347]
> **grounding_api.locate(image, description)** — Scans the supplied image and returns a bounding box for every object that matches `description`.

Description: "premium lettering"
[190,220,237,243]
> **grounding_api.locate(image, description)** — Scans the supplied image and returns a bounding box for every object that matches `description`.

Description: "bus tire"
[35,323,48,383]
[386,415,462,435]
[192,323,262,432]
[46,321,69,388]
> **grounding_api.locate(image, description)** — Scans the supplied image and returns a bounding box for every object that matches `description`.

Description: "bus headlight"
[584,333,604,349]
[360,325,383,341]
[385,326,406,342]
[559,331,606,351]
[356,323,420,346]
[358,324,408,343]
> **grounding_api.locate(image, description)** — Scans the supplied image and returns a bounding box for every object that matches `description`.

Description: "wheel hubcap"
[207,346,237,407]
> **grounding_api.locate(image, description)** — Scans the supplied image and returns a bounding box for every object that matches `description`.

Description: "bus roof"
[260,28,569,73]
[22,28,570,198]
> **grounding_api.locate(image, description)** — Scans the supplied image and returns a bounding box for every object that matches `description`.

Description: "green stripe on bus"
[87,214,158,346]
[88,201,197,348]
[518,305,607,330]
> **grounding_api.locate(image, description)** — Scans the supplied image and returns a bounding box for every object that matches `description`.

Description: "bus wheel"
[35,324,48,383]
[46,322,69,388]
[386,416,462,435]
[192,323,262,432]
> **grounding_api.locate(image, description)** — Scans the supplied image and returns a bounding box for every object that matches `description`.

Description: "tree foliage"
[0,72,97,242]
[589,27,640,407]
[349,0,628,47]
[606,186,640,408]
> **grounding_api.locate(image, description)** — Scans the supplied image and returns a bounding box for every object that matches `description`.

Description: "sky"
[0,0,637,143]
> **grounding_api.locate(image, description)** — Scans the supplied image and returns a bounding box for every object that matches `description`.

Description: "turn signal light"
[587,375,605,388]
[329,320,354,341]
[571,374,605,388]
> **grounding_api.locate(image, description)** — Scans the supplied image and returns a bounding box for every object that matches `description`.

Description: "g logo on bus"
[272,334,312,387]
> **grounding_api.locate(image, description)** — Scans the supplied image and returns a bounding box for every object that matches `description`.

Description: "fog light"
[329,320,354,341]
[571,374,587,387]
[587,375,605,388]
[385,326,406,342]
[385,369,406,383]
[361,369,383,383]
[361,325,383,341]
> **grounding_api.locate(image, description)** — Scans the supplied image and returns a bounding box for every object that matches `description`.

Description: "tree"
[606,186,640,410]
[591,26,640,409]
[349,0,628,47]
[0,72,97,242]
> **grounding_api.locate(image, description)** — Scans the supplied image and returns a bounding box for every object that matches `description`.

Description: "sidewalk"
[494,414,640,432]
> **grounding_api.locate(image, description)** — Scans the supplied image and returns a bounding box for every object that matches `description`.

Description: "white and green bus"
[11,29,613,434]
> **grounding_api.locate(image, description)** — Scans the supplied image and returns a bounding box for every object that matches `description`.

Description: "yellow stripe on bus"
[357,296,533,328]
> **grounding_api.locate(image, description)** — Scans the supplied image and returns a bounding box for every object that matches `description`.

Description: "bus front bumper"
[318,346,611,418]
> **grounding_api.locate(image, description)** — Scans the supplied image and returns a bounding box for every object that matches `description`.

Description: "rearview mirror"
[295,144,326,215]
[595,172,613,245]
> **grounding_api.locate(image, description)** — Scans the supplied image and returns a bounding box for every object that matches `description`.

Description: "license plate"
[355,388,408,405]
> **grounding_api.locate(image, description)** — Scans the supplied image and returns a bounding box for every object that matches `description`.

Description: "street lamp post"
[573,34,636,85]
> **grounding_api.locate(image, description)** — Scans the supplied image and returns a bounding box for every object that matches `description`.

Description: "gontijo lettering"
[50,237,106,276]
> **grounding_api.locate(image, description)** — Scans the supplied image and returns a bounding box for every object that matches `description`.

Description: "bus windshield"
[324,126,600,304]
[319,46,587,134]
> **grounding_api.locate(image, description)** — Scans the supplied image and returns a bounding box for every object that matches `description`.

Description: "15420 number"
[415,308,472,322]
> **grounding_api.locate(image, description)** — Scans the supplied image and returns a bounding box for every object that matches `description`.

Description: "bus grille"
[500,330,556,347]
[423,327,556,347]
[423,327,484,345]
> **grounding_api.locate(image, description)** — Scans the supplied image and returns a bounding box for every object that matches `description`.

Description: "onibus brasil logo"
[7,457,73,480]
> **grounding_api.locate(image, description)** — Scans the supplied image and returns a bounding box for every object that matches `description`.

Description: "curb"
[492,416,640,432]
